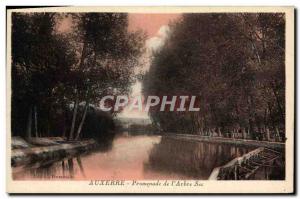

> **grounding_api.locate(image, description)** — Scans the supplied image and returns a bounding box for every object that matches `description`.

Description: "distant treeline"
[143,13,285,141]
[127,124,159,135]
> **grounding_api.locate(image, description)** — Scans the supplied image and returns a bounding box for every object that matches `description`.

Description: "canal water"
[13,135,254,180]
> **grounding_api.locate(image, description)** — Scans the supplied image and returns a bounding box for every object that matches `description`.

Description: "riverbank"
[163,133,285,149]
[11,137,97,169]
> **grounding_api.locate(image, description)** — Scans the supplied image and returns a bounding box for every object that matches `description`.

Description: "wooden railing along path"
[208,147,283,180]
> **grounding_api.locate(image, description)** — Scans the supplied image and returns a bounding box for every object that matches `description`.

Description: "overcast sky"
[119,14,181,119]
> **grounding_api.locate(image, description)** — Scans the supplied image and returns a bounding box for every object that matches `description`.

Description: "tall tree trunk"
[68,38,87,140]
[271,86,285,123]
[62,108,68,138]
[275,127,281,142]
[34,106,38,137]
[265,127,270,141]
[46,122,50,137]
[62,126,67,139]
[69,98,79,140]
[62,124,67,138]
[241,127,247,139]
[26,106,33,140]
[75,100,89,140]
[217,127,222,137]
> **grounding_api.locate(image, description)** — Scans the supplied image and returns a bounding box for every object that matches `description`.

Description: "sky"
[118,14,181,119]
[129,14,180,54]
[128,14,180,38]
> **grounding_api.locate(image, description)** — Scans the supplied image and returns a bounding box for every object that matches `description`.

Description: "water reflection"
[145,137,253,179]
[13,135,255,180]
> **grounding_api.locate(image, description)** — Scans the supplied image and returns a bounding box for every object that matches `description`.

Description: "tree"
[11,13,76,139]
[62,13,145,140]
[11,12,145,142]
[143,13,285,141]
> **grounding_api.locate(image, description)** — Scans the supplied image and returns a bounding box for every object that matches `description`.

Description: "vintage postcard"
[6,6,294,194]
